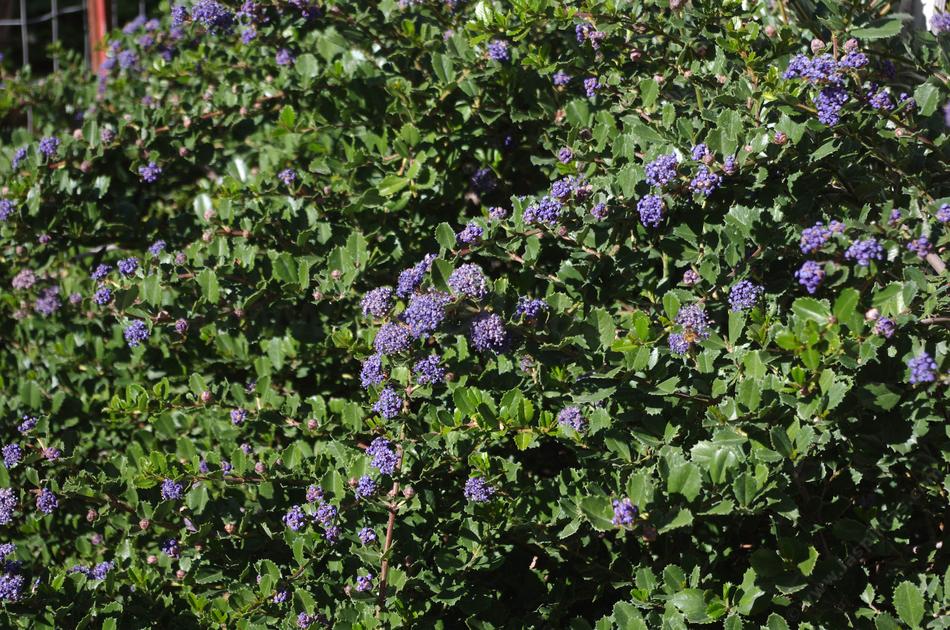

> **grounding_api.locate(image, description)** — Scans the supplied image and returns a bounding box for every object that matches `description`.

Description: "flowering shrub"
[0,0,948,627]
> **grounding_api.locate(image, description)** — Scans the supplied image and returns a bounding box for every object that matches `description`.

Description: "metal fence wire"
[0,0,149,73]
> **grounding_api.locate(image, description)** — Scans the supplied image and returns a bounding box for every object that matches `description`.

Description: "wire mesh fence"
[0,0,155,74]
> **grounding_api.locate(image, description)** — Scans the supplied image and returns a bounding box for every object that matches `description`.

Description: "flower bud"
[844,38,859,53]
[224,523,236,534]
[670,0,686,9]
[202,230,213,242]
[139,518,150,530]
[402,486,415,499]
[773,131,788,145]
[865,308,880,321]
[72,129,84,140]
[348,477,358,488]
[200,390,212,403]
[79,160,92,173]
[176,569,186,580]
[629,49,642,62]
[254,461,265,474]
[86,509,98,522]
[178,146,188,157]
[331,269,342,280]
[764,25,777,38]
[810,38,825,54]
[307,419,318,431]
[147,554,157,565]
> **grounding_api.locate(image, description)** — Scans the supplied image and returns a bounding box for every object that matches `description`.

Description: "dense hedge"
[0,0,948,627]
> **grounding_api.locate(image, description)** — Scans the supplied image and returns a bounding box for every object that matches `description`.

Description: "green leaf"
[667,461,702,502]
[852,14,910,40]
[279,105,296,128]
[893,581,924,628]
[196,269,220,304]
[435,223,456,251]
[378,174,409,197]
[430,52,456,84]
[792,298,831,325]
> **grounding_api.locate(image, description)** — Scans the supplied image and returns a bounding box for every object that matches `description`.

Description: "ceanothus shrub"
[0,0,948,627]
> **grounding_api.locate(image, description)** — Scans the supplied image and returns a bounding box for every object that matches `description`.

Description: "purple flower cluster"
[691,143,711,162]
[873,317,895,338]
[728,280,764,312]
[557,406,586,432]
[138,162,162,183]
[487,39,509,62]
[907,351,938,384]
[367,438,398,475]
[276,48,295,66]
[360,354,386,388]
[17,416,36,433]
[396,254,436,298]
[91,264,112,281]
[844,238,884,267]
[372,387,404,419]
[682,269,700,286]
[38,136,60,159]
[283,505,307,531]
[36,488,58,514]
[611,498,638,526]
[361,287,394,318]
[906,236,932,258]
[2,445,21,469]
[558,147,573,163]
[117,257,139,276]
[278,168,297,187]
[469,313,508,353]
[355,573,374,592]
[669,304,712,355]
[448,264,488,300]
[354,475,377,500]
[464,477,495,503]
[160,538,180,557]
[0,199,14,222]
[34,287,62,316]
[515,297,548,320]
[11,269,36,290]
[489,206,508,220]
[358,527,377,545]
[523,196,562,224]
[590,202,608,220]
[867,86,894,111]
[69,561,114,580]
[644,154,679,188]
[161,478,184,501]
[374,323,412,355]
[0,489,17,525]
[413,354,445,385]
[795,261,825,294]
[190,0,234,32]
[11,147,27,169]
[456,222,483,245]
[689,166,721,196]
[552,70,571,86]
[637,194,665,227]
[584,77,602,98]
[148,240,166,256]
[800,222,832,253]
[230,408,248,425]
[124,320,150,347]
[937,204,950,223]
[812,85,849,126]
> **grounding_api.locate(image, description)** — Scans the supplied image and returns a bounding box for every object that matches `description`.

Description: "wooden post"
[87,0,108,72]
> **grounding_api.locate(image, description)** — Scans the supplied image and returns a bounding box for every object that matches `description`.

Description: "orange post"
[87,0,108,72]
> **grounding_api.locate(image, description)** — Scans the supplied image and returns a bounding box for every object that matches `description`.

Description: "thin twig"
[376,443,405,612]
